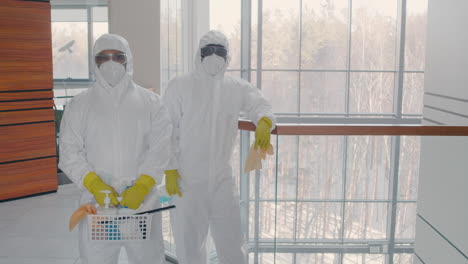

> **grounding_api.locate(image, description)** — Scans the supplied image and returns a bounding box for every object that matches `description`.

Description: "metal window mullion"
[241,0,252,81]
[345,0,353,116]
[273,135,280,264]
[240,131,251,257]
[250,198,416,203]
[249,69,399,73]
[297,0,303,115]
[339,135,349,264]
[175,0,180,77]
[387,1,407,262]
[293,135,300,264]
[167,1,172,81]
[239,3,252,263]
[244,243,414,254]
[256,0,263,91]
[87,6,93,81]
[292,1,303,263]
[386,135,401,264]
[181,0,195,73]
[272,116,421,125]
[254,0,263,262]
[247,238,414,245]
[254,169,261,264]
[394,0,407,119]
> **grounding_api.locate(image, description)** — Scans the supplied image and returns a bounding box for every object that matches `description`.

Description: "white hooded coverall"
[164,30,276,264]
[58,34,171,264]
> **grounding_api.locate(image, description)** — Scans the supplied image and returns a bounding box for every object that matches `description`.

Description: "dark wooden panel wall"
[0,0,57,201]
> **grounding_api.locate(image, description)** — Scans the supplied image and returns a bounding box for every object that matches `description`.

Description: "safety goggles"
[200,45,228,59]
[95,52,127,66]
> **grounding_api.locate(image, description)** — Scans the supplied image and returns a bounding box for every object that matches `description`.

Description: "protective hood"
[93,34,134,90]
[194,30,231,79]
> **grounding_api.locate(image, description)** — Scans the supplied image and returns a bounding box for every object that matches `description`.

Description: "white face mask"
[201,55,225,76]
[99,60,126,87]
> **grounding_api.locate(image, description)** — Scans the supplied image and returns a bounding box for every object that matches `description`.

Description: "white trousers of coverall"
[171,166,246,264]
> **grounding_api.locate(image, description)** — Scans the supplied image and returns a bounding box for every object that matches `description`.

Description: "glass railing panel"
[242,130,425,264]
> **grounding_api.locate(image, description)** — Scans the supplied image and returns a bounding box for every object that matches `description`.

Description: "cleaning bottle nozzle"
[100,190,112,208]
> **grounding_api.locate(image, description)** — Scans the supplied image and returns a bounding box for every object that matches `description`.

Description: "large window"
[210,0,428,263]
[160,0,184,94]
[51,5,108,108]
[160,0,184,256]
[52,6,108,82]
[211,0,427,119]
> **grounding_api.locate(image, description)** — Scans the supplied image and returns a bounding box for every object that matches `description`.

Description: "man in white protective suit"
[59,34,171,264]
[163,30,276,264]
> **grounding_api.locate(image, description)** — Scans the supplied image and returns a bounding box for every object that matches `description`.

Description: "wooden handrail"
[238,120,468,136]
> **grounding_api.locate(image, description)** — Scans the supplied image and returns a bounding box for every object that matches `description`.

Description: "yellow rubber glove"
[83,172,119,207]
[120,174,156,209]
[165,170,182,197]
[255,117,272,150]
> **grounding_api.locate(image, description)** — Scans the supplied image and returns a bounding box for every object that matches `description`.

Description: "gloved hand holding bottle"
[165,170,182,197]
[255,117,273,150]
[83,172,119,207]
[120,174,156,209]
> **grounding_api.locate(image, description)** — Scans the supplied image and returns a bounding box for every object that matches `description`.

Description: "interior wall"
[108,0,160,93]
[0,0,57,201]
[415,0,468,263]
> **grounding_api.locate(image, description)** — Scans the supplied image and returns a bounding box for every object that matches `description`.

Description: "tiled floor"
[0,184,146,264]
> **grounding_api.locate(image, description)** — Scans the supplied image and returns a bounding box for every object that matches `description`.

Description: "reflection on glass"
[262,0,300,69]
[398,136,421,200]
[346,136,391,200]
[249,253,294,264]
[259,202,296,239]
[402,73,425,115]
[393,253,415,264]
[160,0,183,93]
[301,0,349,70]
[262,71,299,113]
[296,202,342,240]
[298,136,344,200]
[344,203,388,240]
[300,72,347,113]
[343,254,385,264]
[245,134,418,261]
[296,253,339,264]
[251,0,259,70]
[395,203,417,240]
[52,9,89,79]
[159,0,182,255]
[349,73,394,114]
[351,0,398,70]
[274,136,298,200]
[405,0,428,71]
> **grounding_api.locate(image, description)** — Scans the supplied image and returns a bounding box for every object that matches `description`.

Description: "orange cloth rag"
[69,203,97,232]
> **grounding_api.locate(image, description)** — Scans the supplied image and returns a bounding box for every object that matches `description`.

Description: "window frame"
[231,0,426,263]
[51,5,108,85]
